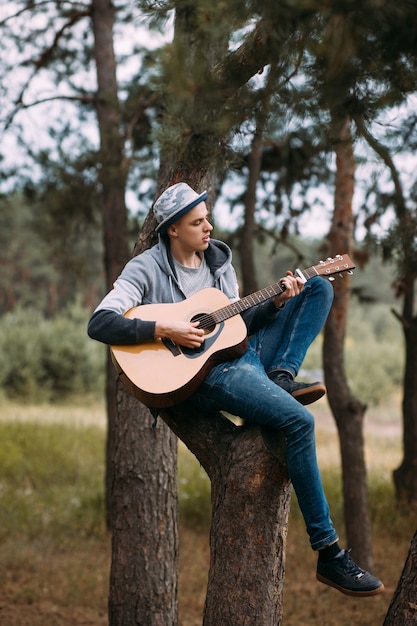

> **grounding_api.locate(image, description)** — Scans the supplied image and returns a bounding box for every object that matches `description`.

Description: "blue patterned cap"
[154,183,208,234]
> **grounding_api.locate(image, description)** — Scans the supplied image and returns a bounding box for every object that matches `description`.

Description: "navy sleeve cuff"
[87,309,156,345]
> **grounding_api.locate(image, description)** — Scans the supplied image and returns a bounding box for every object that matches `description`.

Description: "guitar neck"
[197,254,354,329]
[212,266,317,324]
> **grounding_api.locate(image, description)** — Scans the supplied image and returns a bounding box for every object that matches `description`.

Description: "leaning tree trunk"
[110,133,292,624]
[383,530,417,625]
[323,115,374,571]
[111,161,293,623]
[163,407,292,626]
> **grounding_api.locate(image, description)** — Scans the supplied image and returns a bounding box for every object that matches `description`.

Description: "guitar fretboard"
[197,265,319,329]
[194,255,355,331]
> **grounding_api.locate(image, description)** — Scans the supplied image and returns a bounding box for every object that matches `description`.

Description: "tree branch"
[3,7,91,131]
[212,19,297,98]
[257,223,306,263]
[122,91,160,172]
[353,115,406,215]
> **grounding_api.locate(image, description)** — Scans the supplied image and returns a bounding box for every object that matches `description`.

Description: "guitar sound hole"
[191,313,215,335]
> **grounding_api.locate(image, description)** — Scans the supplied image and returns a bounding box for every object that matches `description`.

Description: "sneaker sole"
[316,573,385,597]
[292,384,326,406]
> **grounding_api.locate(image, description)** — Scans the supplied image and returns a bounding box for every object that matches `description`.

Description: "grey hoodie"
[87,237,280,345]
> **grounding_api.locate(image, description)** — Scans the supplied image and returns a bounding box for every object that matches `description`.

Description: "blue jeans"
[189,276,339,551]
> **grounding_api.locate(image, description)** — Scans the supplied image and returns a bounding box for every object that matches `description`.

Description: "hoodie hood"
[154,235,234,286]
[94,237,239,316]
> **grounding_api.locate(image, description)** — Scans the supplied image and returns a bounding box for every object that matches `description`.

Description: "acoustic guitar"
[111,254,355,408]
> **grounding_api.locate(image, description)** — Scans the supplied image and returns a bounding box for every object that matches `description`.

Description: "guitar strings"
[194,260,351,330]
[195,283,285,329]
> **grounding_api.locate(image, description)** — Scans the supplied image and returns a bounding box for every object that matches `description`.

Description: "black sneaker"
[269,372,326,406]
[317,549,385,597]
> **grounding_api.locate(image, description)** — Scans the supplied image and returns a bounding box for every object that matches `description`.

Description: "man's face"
[168,202,213,252]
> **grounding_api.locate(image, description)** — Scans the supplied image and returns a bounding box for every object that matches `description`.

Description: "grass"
[0,395,414,625]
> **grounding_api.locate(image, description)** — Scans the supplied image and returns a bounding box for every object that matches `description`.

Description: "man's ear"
[167,224,178,237]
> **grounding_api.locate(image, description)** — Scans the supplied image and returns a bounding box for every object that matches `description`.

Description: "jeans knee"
[308,276,334,305]
[287,407,315,442]
[302,409,315,434]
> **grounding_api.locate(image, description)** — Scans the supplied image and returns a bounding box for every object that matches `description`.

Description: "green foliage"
[0,303,105,402]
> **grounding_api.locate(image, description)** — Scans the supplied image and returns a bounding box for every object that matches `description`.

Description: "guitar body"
[111,288,248,408]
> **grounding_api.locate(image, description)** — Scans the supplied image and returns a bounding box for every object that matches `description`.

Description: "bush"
[0,303,105,402]
[0,309,45,400]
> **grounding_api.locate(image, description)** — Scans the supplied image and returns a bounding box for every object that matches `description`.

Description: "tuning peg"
[338,273,344,278]
[336,254,343,260]
[347,270,353,275]
[326,257,334,262]
[328,276,335,281]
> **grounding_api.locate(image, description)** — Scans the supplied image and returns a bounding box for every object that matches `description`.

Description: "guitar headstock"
[313,254,355,280]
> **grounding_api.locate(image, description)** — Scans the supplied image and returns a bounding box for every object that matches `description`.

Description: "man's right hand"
[155,320,205,348]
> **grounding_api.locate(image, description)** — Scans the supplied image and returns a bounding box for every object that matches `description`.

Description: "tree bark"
[238,64,280,296]
[393,283,417,507]
[109,383,178,625]
[239,128,263,295]
[106,4,300,622]
[162,407,292,626]
[323,116,374,571]
[91,3,181,623]
[383,530,417,626]
[90,0,130,530]
[353,116,417,508]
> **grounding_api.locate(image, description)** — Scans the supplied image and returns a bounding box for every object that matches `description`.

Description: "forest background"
[0,0,417,625]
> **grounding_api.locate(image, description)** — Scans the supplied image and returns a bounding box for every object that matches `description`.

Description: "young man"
[88,182,384,597]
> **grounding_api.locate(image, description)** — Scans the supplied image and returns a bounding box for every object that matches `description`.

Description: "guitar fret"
[304,269,315,279]
[210,283,283,323]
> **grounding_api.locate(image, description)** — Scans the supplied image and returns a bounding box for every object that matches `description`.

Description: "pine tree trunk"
[354,114,417,509]
[90,0,130,530]
[109,383,179,625]
[204,429,290,625]
[393,282,417,507]
[323,116,374,571]
[162,407,292,625]
[238,66,277,297]
[383,530,417,625]
[239,129,262,296]
[105,5,296,621]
